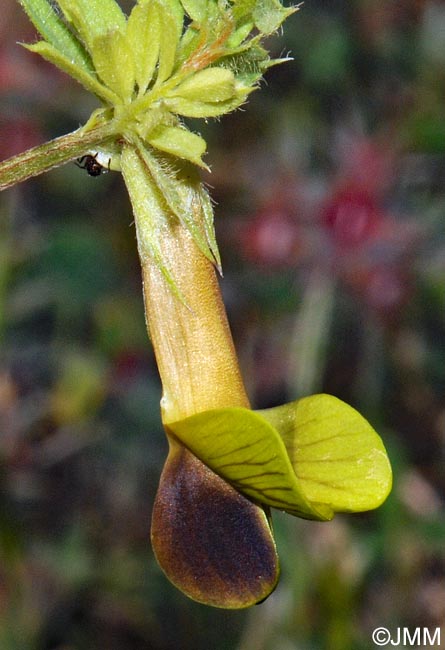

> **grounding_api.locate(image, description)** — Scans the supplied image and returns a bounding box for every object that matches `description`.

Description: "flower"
[7,0,393,609]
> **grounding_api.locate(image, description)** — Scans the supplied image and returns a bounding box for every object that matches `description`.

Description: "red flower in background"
[0,117,43,161]
[322,186,382,248]
[236,132,420,322]
[239,204,302,269]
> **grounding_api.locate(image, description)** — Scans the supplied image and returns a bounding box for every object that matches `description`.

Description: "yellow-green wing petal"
[259,394,392,513]
[168,407,333,520]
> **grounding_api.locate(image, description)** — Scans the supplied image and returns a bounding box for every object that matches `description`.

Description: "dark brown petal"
[151,441,279,608]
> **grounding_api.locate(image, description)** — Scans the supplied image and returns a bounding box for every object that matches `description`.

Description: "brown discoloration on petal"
[151,440,279,608]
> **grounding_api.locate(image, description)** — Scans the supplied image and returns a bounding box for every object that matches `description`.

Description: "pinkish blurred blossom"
[236,132,421,321]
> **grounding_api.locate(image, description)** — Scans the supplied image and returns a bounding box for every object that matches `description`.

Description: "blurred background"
[1,0,445,648]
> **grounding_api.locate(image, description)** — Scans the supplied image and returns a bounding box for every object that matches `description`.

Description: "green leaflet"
[56,0,127,48]
[24,42,120,105]
[168,67,236,102]
[259,394,392,513]
[226,20,255,48]
[150,63,244,128]
[169,395,392,519]
[126,0,183,96]
[91,30,135,102]
[146,124,208,167]
[231,0,256,22]
[18,0,93,72]
[137,145,220,266]
[160,0,185,39]
[164,92,251,118]
[177,21,202,63]
[179,0,207,23]
[53,0,133,100]
[252,0,297,34]
[120,145,180,297]
[198,184,221,271]
[127,1,161,95]
[154,0,183,87]
[220,42,273,86]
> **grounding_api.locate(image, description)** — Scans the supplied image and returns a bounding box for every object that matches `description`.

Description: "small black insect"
[75,153,110,177]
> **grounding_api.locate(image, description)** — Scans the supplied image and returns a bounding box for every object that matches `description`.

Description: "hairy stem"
[0,123,116,191]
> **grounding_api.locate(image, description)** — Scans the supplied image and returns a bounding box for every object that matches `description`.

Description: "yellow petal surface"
[259,394,392,513]
[168,407,332,519]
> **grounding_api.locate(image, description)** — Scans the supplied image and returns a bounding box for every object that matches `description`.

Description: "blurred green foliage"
[1,0,445,648]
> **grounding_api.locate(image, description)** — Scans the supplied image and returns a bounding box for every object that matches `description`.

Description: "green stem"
[0,122,116,191]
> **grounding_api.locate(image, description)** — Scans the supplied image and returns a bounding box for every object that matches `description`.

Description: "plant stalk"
[140,220,250,423]
[138,212,279,609]
[0,123,116,191]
